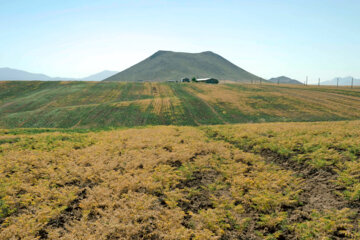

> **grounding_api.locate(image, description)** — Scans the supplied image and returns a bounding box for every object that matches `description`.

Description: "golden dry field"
[1,120,359,239]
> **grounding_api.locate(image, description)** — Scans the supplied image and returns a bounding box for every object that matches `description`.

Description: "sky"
[0,0,359,83]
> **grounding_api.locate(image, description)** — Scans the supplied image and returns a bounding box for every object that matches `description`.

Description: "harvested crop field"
[0,120,359,239]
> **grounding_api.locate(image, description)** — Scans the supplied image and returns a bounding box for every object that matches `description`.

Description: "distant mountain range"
[81,70,119,81]
[2,63,358,86]
[321,77,360,86]
[268,76,302,85]
[0,68,118,81]
[104,50,264,82]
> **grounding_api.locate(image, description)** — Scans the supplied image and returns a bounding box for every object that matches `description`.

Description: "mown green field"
[0,121,359,239]
[1,81,360,128]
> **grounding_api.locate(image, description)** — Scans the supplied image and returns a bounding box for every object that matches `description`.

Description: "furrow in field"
[274,87,360,118]
[185,85,230,124]
[201,124,360,237]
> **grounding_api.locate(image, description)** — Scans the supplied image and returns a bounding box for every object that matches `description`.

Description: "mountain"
[104,50,264,82]
[268,76,303,85]
[321,77,360,86]
[0,67,58,81]
[81,70,118,81]
[0,68,117,81]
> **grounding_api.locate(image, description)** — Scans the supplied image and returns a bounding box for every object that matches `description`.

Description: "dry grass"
[1,121,360,239]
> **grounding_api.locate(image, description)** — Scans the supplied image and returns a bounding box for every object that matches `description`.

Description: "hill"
[268,76,302,84]
[81,70,118,81]
[321,76,360,86]
[104,50,264,82]
[0,67,61,81]
[0,68,117,81]
[0,120,359,239]
[0,81,360,128]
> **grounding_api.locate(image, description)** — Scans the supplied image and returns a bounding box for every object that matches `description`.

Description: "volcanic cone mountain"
[104,50,263,82]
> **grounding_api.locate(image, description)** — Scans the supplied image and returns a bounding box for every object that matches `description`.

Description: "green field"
[1,81,360,128]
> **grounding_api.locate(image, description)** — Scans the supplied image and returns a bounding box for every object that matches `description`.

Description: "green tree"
[191,77,197,82]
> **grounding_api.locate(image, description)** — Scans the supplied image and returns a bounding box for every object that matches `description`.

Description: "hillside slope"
[104,51,263,82]
[1,81,360,128]
[82,70,118,81]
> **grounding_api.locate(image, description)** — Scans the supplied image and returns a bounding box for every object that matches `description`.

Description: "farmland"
[1,81,360,239]
[0,120,360,239]
[2,1,360,239]
[1,81,360,128]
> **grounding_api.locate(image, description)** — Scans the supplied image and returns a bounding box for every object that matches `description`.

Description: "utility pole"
[337,78,339,88]
[318,78,320,86]
[306,76,308,86]
[351,77,354,89]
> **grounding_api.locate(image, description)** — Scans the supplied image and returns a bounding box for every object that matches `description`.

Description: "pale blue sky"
[0,0,359,82]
